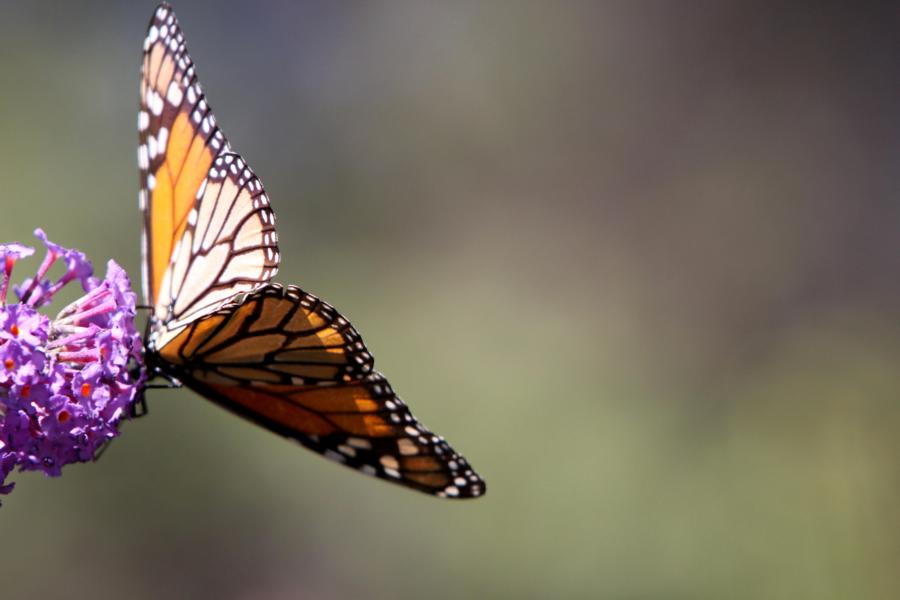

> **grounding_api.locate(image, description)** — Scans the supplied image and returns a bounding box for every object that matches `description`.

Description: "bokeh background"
[1,1,899,598]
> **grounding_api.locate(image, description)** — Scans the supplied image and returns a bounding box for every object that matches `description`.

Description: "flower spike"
[0,231,145,499]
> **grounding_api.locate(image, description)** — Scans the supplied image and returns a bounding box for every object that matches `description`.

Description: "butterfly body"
[138,3,485,498]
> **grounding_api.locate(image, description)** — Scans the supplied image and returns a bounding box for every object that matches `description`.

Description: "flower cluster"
[0,230,145,498]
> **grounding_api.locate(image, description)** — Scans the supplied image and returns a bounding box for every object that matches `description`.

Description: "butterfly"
[137,3,485,499]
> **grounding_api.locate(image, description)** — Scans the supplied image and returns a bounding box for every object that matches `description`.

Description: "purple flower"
[0,244,34,305]
[0,231,146,499]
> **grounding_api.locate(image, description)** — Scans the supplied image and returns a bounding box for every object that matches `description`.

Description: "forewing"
[153,153,279,334]
[139,4,278,328]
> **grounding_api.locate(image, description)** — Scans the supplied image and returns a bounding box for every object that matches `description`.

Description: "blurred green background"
[2,1,899,598]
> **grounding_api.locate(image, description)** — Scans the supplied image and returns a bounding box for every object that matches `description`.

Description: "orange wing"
[139,4,278,329]
[141,4,484,498]
[157,284,486,498]
[156,284,373,383]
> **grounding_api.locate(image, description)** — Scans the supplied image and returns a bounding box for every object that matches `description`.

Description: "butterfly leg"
[130,368,183,421]
[131,393,149,418]
[92,437,115,462]
[148,369,182,388]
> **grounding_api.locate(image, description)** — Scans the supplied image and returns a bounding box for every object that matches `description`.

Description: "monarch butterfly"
[138,3,485,499]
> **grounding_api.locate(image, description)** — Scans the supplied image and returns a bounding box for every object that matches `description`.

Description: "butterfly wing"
[139,4,278,337]
[159,284,486,498]
[140,4,485,498]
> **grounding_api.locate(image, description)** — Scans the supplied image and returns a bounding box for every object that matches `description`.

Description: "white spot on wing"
[157,127,169,154]
[195,178,208,200]
[397,439,418,456]
[150,91,164,116]
[379,455,399,470]
[324,450,345,464]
